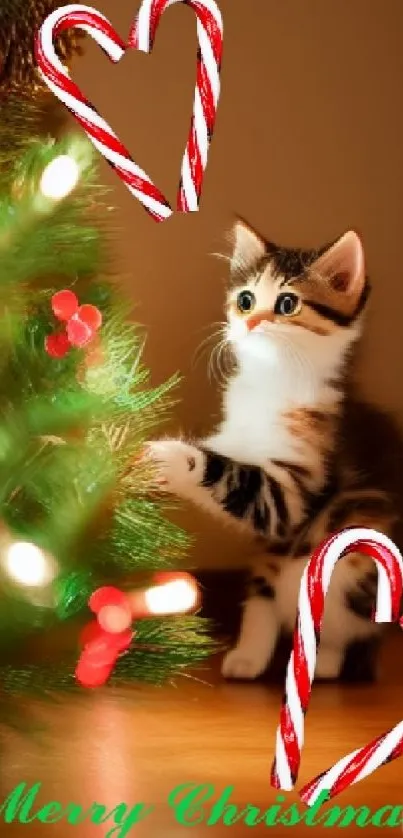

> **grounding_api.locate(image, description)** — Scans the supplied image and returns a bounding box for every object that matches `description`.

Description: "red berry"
[89,586,127,614]
[80,620,103,648]
[67,314,93,348]
[76,654,115,688]
[51,290,79,321]
[45,332,70,358]
[103,627,133,652]
[98,604,132,635]
[78,304,102,331]
[80,621,130,658]
[113,628,134,652]
[83,635,118,666]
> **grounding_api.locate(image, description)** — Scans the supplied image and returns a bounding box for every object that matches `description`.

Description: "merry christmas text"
[1,781,402,833]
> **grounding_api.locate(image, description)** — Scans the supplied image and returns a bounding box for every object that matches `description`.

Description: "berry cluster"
[76,586,134,688]
[45,290,102,358]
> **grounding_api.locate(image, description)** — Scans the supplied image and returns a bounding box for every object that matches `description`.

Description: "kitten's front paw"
[146,439,203,495]
[221,647,268,680]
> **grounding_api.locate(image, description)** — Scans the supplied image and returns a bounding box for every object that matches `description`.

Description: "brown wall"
[73,0,403,567]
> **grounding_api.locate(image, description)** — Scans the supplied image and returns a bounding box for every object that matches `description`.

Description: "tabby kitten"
[148,219,401,681]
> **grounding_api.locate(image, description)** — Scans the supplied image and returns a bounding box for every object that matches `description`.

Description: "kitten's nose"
[246,311,273,331]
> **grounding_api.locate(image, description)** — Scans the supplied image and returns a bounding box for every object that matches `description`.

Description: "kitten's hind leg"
[315,554,381,681]
[222,568,280,680]
[222,597,279,679]
[321,496,397,683]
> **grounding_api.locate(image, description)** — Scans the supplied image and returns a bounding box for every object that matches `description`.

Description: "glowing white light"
[4,542,56,587]
[145,579,198,615]
[40,155,79,200]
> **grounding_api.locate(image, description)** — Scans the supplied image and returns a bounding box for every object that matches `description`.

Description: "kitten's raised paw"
[145,439,203,495]
[221,647,267,680]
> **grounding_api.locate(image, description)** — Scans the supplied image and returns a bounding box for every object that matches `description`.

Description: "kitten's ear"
[311,231,366,304]
[230,218,266,274]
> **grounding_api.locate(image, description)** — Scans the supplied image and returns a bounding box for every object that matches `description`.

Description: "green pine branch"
[0,112,213,718]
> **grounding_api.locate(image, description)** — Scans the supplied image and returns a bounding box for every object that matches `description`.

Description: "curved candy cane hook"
[36,4,173,222]
[129,0,223,213]
[270,527,403,800]
[35,1,223,220]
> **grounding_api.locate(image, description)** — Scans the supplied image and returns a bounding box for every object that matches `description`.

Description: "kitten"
[147,219,402,682]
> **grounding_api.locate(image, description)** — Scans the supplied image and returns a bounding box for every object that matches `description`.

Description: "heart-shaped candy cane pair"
[270,527,403,805]
[35,1,223,221]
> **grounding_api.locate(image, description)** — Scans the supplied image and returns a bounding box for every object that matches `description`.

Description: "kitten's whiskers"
[211,337,232,387]
[191,323,226,370]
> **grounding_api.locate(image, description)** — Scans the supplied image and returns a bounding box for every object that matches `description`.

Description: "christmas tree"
[0,1,211,726]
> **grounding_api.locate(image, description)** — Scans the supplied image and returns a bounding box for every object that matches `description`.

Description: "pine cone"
[0,0,85,92]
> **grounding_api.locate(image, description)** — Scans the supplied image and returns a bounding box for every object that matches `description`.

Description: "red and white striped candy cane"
[35,4,173,222]
[129,0,223,213]
[35,1,223,220]
[300,718,403,806]
[270,527,403,796]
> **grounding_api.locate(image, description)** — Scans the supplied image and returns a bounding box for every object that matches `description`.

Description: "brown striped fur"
[147,219,403,682]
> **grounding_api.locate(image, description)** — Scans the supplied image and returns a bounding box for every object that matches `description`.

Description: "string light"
[40,154,80,200]
[128,573,200,619]
[144,577,199,615]
[4,541,57,587]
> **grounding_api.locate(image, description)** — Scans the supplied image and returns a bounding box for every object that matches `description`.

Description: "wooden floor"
[1,629,402,836]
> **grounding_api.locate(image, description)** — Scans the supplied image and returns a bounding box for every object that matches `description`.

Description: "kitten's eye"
[236,289,256,314]
[274,292,302,317]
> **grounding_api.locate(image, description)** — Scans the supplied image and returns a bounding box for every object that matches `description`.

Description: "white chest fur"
[206,337,330,465]
[215,369,296,463]
[205,325,351,467]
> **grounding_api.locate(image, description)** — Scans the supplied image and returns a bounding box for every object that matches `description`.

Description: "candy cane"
[270,527,403,796]
[35,5,172,222]
[300,719,403,805]
[129,0,223,213]
[35,1,223,220]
